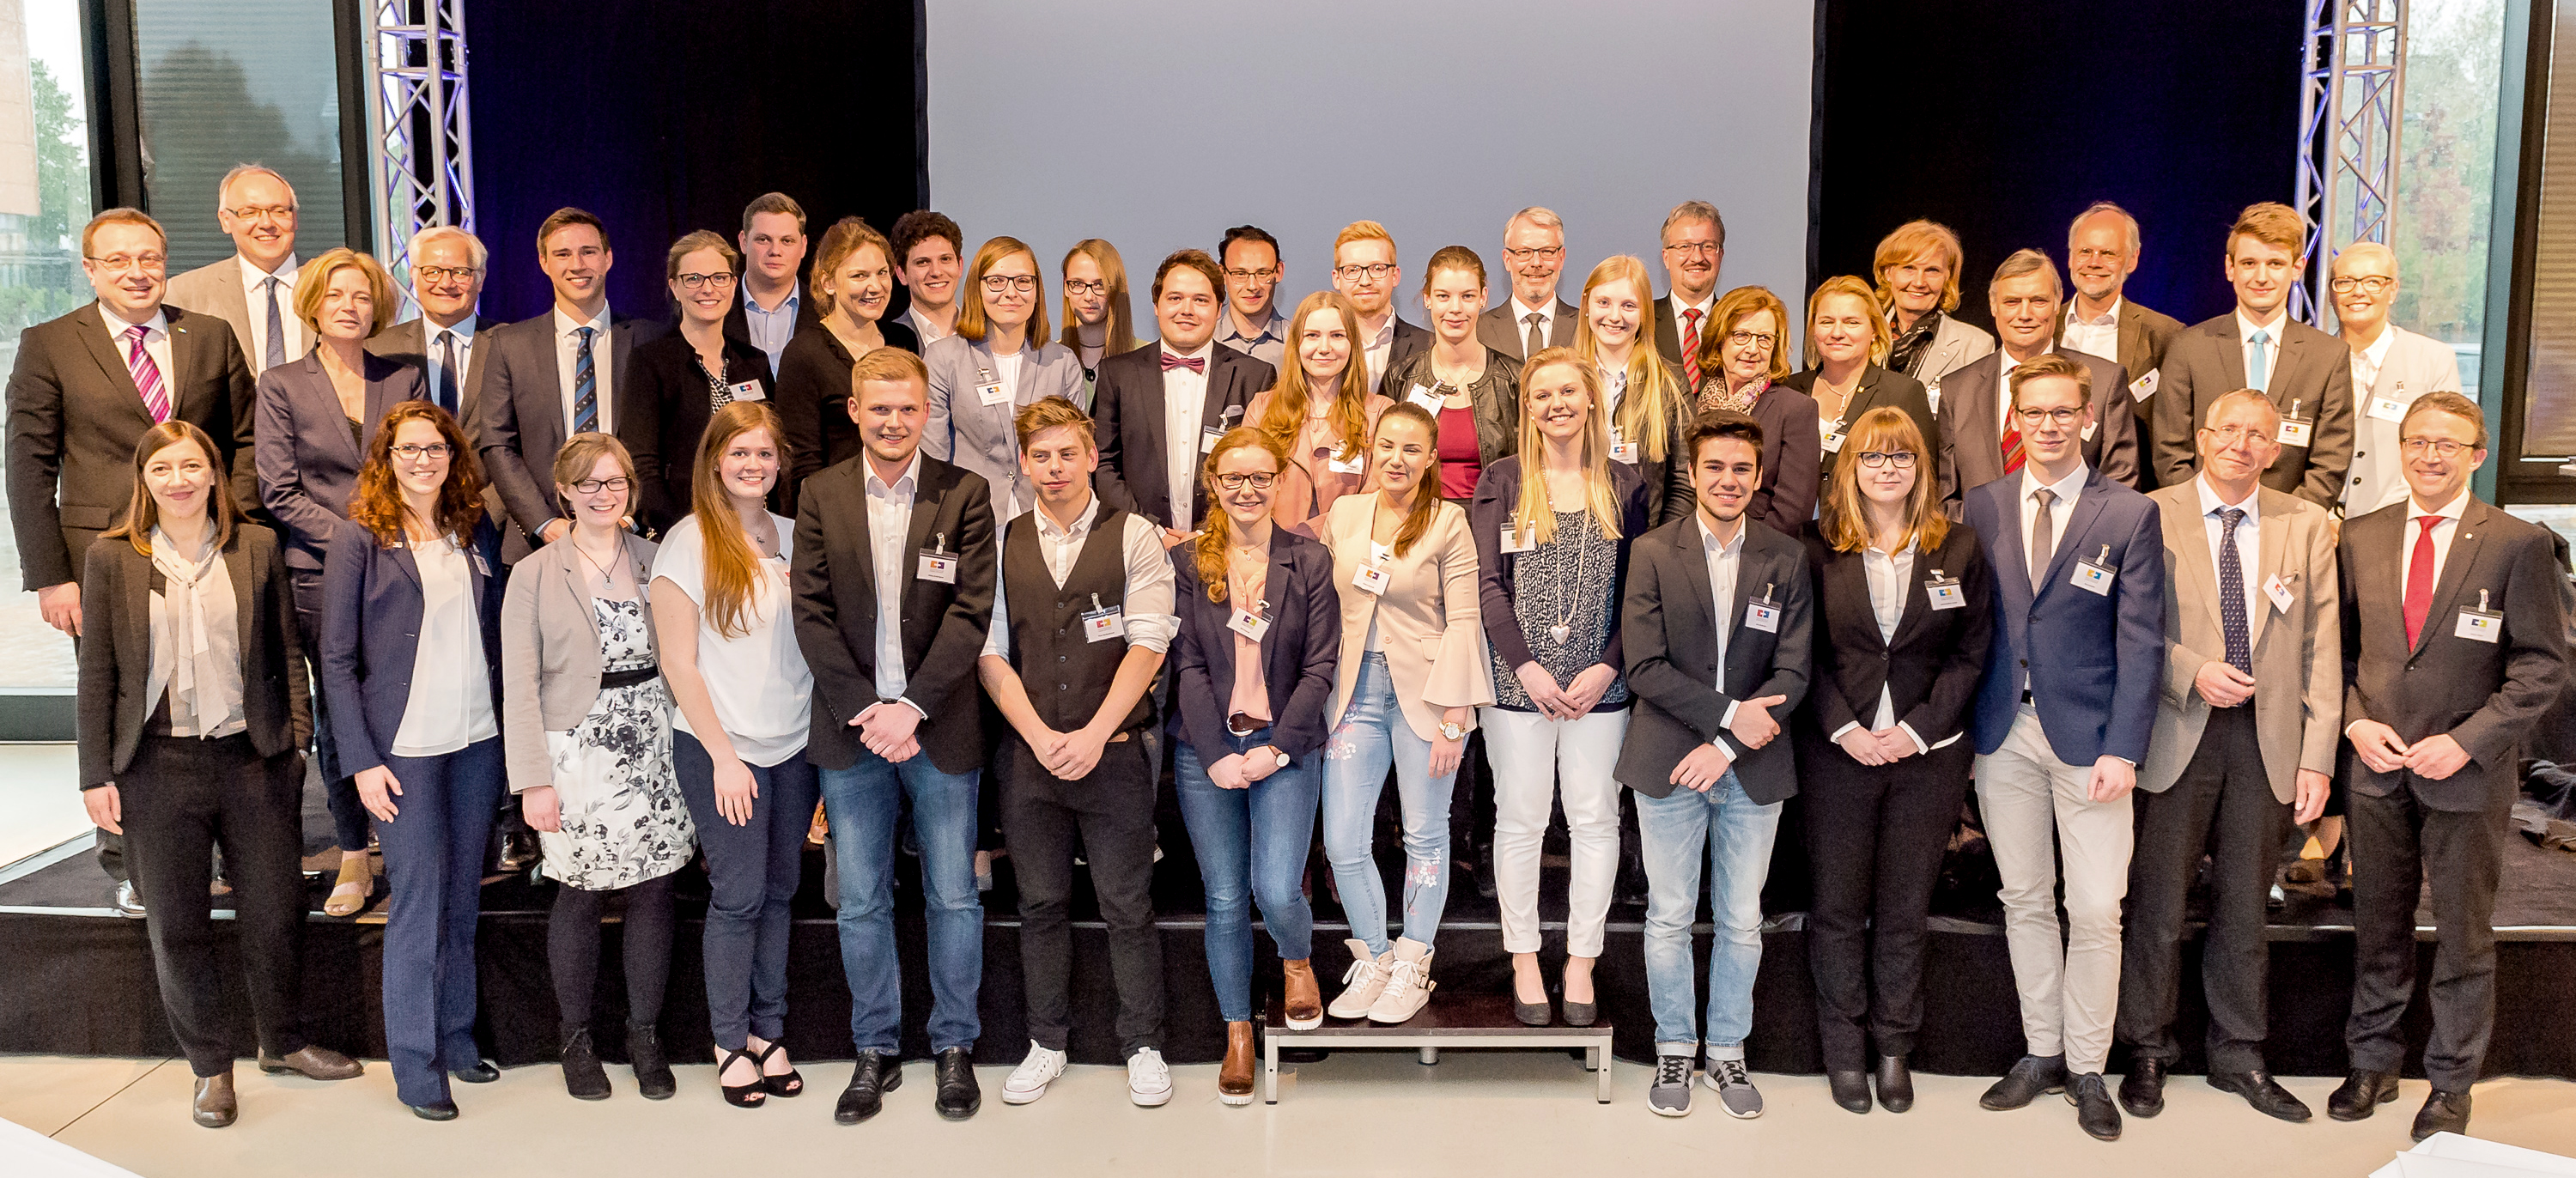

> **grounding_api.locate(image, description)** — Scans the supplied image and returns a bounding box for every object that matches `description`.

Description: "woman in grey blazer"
[1873,220,1995,387]
[252,246,425,915]
[922,235,1084,525]
[500,432,688,1102]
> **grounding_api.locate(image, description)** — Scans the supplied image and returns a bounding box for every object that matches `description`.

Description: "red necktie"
[1680,308,1704,392]
[2000,416,2024,475]
[2402,515,2439,648]
[1160,351,1204,374]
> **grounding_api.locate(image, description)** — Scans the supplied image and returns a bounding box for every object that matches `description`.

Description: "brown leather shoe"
[1281,959,1322,1029]
[1218,1022,1255,1106]
[192,1072,237,1128]
[258,1045,364,1081]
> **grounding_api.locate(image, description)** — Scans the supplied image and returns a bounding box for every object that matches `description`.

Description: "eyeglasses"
[390,442,453,461]
[1333,263,1394,282]
[1224,268,1279,286]
[1501,246,1563,264]
[415,264,479,285]
[2199,424,2273,446]
[2069,246,2127,264]
[981,274,1039,294]
[225,203,296,223]
[1726,330,1777,349]
[2400,437,2474,458]
[2013,407,2083,426]
[1662,242,1721,258]
[1854,451,1917,470]
[2330,276,2394,295]
[85,252,168,274]
[675,271,737,291]
[1213,471,1278,490]
[569,476,634,495]
[1062,278,1108,296]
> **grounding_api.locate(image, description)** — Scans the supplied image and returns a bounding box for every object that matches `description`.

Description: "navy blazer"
[1963,467,2165,765]
[319,516,506,774]
[254,351,427,571]
[1614,515,1814,804]
[1168,527,1341,762]
[1468,457,1650,704]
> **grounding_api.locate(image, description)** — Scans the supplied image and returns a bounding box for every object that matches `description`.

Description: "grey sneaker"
[1704,1058,1763,1119]
[1649,1055,1694,1117]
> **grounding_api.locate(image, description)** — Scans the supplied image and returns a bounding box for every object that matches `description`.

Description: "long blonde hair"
[690,401,789,640]
[1058,239,1140,356]
[1819,406,1948,555]
[1252,290,1371,465]
[1191,426,1292,604]
[1510,348,1623,548]
[1572,255,1686,464]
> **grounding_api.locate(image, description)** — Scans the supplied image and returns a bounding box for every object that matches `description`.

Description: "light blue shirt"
[742,282,802,375]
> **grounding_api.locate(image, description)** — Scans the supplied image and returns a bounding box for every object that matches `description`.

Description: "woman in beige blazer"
[498,432,689,1102]
[1318,402,1495,1025]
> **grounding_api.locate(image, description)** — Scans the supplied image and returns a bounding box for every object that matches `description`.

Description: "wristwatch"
[1437,720,1467,742]
[1264,747,1291,768]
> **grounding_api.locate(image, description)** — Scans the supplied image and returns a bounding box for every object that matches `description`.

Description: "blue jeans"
[1175,725,1320,1023]
[673,730,819,1050]
[1321,652,1457,956]
[817,747,983,1054]
[1637,769,1782,1059]
[375,738,503,1107]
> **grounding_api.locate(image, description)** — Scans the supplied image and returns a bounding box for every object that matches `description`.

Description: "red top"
[1437,404,1481,501]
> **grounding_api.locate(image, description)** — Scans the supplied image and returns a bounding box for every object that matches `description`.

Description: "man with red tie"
[1653,201,1726,390]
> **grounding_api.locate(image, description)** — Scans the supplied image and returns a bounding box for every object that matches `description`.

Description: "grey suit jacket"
[2150,313,2354,507]
[499,531,659,792]
[2337,325,2465,517]
[921,333,1085,525]
[1614,516,1813,805]
[1479,299,1577,361]
[164,256,286,373]
[465,309,664,561]
[1935,346,2142,516]
[2056,298,2185,406]
[253,350,426,570]
[1909,313,1996,391]
[2137,483,2340,801]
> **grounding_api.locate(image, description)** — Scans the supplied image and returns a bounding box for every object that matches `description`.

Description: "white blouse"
[652,513,812,767]
[391,537,499,757]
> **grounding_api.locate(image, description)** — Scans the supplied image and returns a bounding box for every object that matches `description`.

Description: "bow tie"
[1160,351,1205,374]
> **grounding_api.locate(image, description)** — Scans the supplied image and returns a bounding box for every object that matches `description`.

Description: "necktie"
[262,276,288,373]
[435,330,461,416]
[2216,507,2251,676]
[2028,488,2057,594]
[2001,412,2026,475]
[2403,514,2439,648]
[572,326,598,434]
[2247,328,2269,390]
[1524,313,1545,360]
[1680,308,1704,392]
[1159,351,1204,374]
[126,324,170,423]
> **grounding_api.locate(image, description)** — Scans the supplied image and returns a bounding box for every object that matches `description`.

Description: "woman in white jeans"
[1467,349,1650,1025]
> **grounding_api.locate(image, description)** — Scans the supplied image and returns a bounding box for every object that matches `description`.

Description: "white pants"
[1973,709,2133,1075]
[1480,706,1631,957]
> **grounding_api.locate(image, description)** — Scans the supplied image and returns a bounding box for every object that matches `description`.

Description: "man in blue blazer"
[1960,351,2165,1142]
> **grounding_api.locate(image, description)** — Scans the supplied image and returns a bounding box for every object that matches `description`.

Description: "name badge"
[1926,570,1965,610]
[1610,429,1639,465]
[1406,383,1447,414]
[975,370,1011,406]
[467,548,491,578]
[2457,589,2503,644]
[2263,572,2293,614]
[1353,542,1393,595]
[1201,426,1224,453]
[2366,394,2408,423]
[2129,368,2159,403]
[1229,600,1271,641]
[2277,399,2312,447]
[1820,424,1845,454]
[1745,595,1782,634]
[726,380,766,403]
[1499,516,1534,555]
[2072,545,2117,596]
[1081,592,1124,643]
[1327,450,1367,475]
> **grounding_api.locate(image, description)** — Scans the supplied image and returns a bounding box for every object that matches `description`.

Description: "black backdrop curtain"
[465,0,927,325]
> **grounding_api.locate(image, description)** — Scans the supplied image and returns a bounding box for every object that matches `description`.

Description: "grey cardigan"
[500,531,660,793]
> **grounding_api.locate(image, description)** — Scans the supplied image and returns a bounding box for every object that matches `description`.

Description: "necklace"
[1538,481,1592,646]
[572,532,626,592]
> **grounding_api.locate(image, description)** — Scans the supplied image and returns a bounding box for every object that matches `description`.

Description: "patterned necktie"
[2403,514,2439,647]
[1159,351,1204,374]
[2247,328,2270,390]
[262,276,288,373]
[1680,308,1704,392]
[435,330,461,416]
[126,324,170,423]
[572,325,598,433]
[2216,507,2251,676]
[2001,411,2026,475]
[1524,313,1545,360]
[2028,488,2057,594]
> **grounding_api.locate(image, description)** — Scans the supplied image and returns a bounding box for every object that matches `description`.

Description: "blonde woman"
[1784,276,1936,492]
[1060,238,1142,405]
[1243,290,1393,537]
[1873,219,1994,386]
[1573,256,1695,524]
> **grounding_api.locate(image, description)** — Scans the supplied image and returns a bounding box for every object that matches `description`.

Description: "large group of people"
[10,167,2567,1147]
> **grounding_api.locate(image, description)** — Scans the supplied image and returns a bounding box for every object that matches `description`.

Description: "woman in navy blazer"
[253,246,426,914]
[319,400,507,1120]
[1169,426,1340,1105]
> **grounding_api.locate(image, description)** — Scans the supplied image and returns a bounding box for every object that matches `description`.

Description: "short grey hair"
[1990,247,2062,298]
[2332,240,2399,277]
[408,224,489,273]
[1506,206,1564,235]
[1661,200,1726,250]
[216,163,295,209]
[2203,386,2283,430]
[2068,201,2142,256]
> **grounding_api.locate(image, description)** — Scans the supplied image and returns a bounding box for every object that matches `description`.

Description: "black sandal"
[750,1040,802,1097]
[719,1047,768,1108]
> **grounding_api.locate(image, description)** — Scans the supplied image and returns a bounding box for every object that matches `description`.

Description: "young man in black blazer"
[1616,410,1812,1120]
[1331,221,1428,392]
[788,347,996,1125]
[2329,392,2570,1141]
[1091,250,1275,544]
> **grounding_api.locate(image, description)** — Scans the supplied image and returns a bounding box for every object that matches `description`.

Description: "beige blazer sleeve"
[1322,497,1496,740]
[499,549,556,795]
[2291,507,2342,779]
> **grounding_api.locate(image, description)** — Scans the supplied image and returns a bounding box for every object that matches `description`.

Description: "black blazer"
[319,517,506,775]
[464,309,666,559]
[1781,362,1939,489]
[1092,343,1277,530]
[622,332,775,535]
[1735,381,1823,537]
[253,351,426,571]
[1168,527,1342,761]
[1795,519,1994,763]
[790,452,996,775]
[77,525,309,787]
[775,320,921,512]
[7,302,257,590]
[1468,457,1649,699]
[1615,515,1813,803]
[2339,497,2571,812]
[723,286,825,376]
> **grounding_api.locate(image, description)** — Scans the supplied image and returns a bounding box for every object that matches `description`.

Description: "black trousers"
[2345,782,2507,1092]
[2117,705,2283,1072]
[1801,739,1973,1069]
[548,871,678,1035]
[999,732,1163,1056]
[119,734,310,1077]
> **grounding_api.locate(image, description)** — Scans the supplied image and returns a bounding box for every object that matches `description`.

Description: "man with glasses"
[2329,243,2464,517]
[726,192,820,379]
[2057,202,2184,444]
[8,208,256,914]
[1329,221,1426,394]
[1213,226,1289,367]
[167,164,305,380]
[1478,206,1577,361]
[1653,202,1726,388]
[1935,249,2142,516]
[367,227,489,422]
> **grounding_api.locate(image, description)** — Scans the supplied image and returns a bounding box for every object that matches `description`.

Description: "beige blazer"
[1322,493,1495,739]
[2137,482,2342,801]
[500,531,662,793]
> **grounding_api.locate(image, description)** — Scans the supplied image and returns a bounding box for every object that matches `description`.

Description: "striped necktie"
[572,326,598,433]
[126,325,170,423]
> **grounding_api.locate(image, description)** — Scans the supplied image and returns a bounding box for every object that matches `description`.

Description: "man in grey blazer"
[2148,203,2354,507]
[1937,249,2142,515]
[1479,206,1579,361]
[1652,201,1725,389]
[2057,201,2186,434]
[2115,390,2338,1124]
[163,164,306,380]
[2330,242,2465,517]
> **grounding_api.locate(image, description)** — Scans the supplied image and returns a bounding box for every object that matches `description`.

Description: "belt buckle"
[1226,712,1263,736]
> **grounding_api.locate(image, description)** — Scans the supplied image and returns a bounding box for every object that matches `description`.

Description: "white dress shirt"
[864,452,924,707]
[2400,489,2471,604]
[390,536,499,757]
[238,253,305,374]
[652,513,812,766]
[2061,298,2122,363]
[1361,313,1396,394]
[2196,475,2262,638]
[99,306,174,395]
[981,495,1178,659]
[1827,541,1948,754]
[2348,325,2397,392]
[1697,514,1749,757]
[2237,309,2284,396]
[2018,461,2093,578]
[1669,294,1716,347]
[1162,342,1213,521]
[902,305,951,347]
[422,315,478,404]
[553,305,616,433]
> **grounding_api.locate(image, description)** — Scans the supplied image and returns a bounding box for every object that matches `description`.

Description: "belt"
[598,665,661,689]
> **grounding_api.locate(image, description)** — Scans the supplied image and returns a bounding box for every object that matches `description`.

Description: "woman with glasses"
[926,236,1084,525]
[1060,239,1142,409]
[1691,285,1820,536]
[1378,247,1520,505]
[1573,257,1694,525]
[1169,426,1340,1102]
[500,433,689,1102]
[776,217,920,510]
[1783,276,1937,493]
[629,231,775,534]
[319,402,505,1120]
[1874,220,1994,387]
[1795,406,1992,1114]
[1244,290,1393,537]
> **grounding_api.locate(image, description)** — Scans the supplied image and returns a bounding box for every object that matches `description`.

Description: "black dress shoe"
[934,1047,981,1120]
[629,1023,675,1101]
[2119,1056,2166,1118]
[409,1100,459,1121]
[1827,1069,1872,1114]
[2412,1090,2471,1142]
[836,1052,898,1124]
[2208,1068,2311,1122]
[560,1028,611,1101]
[451,1060,499,1084]
[2066,1072,2122,1141]
[1874,1054,1915,1113]
[191,1073,236,1128]
[258,1045,363,1081]
[2327,1069,2400,1120]
[1980,1054,2067,1110]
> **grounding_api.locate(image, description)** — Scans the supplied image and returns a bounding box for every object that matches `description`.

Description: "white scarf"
[146,526,244,738]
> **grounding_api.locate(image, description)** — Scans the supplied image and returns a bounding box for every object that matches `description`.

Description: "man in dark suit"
[1478,206,1579,361]
[1653,202,1727,389]
[1092,250,1276,543]
[1615,411,1812,1120]
[1330,221,1426,393]
[1938,249,2142,515]
[6,208,255,910]
[1961,352,2165,1142]
[466,207,665,562]
[2328,392,2569,1141]
[2149,203,2354,506]
[2057,201,2185,441]
[365,225,487,419]
[788,347,995,1125]
[726,192,821,378]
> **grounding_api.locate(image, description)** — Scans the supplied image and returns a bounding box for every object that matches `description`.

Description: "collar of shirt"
[100,304,170,341]
[1696,513,1747,557]
[1035,494,1103,543]
[1510,296,1556,326]
[1218,308,1287,348]
[2196,473,2261,522]
[2236,307,2286,346]
[744,282,800,317]
[2065,298,2121,329]
[1673,293,1716,323]
[2020,460,2091,510]
[1163,340,1215,366]
[864,450,923,499]
[428,315,479,346]
[554,305,611,341]
[2410,489,2471,525]
[2358,325,2397,371]
[1362,315,1396,352]
[239,252,300,291]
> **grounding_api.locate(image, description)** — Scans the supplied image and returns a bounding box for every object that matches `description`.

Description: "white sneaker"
[1327,938,1394,1020]
[1001,1041,1066,1105]
[1127,1047,1173,1107]
[1367,938,1436,1023]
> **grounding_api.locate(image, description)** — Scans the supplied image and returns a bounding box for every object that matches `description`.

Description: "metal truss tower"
[363,0,474,286]
[2293,0,2407,327]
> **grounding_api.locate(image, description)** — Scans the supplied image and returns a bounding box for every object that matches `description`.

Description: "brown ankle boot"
[1218,1022,1255,1105]
[1281,958,1323,1029]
